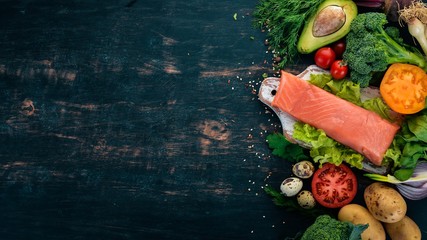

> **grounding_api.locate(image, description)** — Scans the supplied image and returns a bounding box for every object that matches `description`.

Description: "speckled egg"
[297,190,316,209]
[280,177,303,197]
[292,160,315,179]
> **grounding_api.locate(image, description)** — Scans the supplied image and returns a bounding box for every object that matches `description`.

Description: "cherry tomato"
[330,60,348,80]
[331,40,346,59]
[314,47,336,69]
[311,163,357,208]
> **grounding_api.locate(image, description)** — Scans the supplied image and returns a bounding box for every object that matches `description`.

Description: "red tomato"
[314,47,336,69]
[330,60,348,80]
[331,40,346,59]
[311,163,357,208]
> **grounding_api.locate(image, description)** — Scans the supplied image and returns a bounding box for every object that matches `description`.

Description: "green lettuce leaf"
[326,79,362,105]
[308,73,332,89]
[292,122,364,169]
[362,97,397,123]
[383,139,402,169]
[309,74,362,105]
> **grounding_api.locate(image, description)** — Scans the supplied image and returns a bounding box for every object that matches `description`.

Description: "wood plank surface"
[0,0,425,239]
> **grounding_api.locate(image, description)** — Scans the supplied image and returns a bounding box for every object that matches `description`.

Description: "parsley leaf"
[266,133,308,162]
[264,185,327,218]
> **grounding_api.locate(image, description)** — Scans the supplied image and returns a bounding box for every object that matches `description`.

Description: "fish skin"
[272,71,400,166]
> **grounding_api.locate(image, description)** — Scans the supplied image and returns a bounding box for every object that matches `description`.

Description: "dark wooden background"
[0,0,425,239]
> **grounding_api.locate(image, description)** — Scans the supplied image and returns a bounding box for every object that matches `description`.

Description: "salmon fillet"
[271,71,400,166]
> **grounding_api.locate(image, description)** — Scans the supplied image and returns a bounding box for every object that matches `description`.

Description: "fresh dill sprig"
[253,0,323,69]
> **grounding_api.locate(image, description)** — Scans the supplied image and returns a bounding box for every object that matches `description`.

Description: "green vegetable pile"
[254,1,427,238]
[343,12,427,87]
[260,12,427,180]
[389,111,427,180]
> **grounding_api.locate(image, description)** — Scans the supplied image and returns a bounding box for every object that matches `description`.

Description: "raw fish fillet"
[271,71,400,166]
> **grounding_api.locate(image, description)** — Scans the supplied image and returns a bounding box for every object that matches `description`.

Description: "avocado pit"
[313,5,346,37]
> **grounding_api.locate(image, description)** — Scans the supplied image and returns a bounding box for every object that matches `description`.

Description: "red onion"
[352,0,416,21]
[353,0,385,8]
[365,161,427,200]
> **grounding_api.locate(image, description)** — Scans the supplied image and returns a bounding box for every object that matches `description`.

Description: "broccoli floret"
[343,12,427,87]
[300,215,367,240]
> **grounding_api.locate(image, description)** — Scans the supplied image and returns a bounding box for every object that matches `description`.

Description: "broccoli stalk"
[343,12,427,87]
[300,215,368,240]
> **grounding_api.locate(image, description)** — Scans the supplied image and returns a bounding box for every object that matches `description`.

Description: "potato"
[384,215,421,240]
[364,182,407,223]
[338,204,386,240]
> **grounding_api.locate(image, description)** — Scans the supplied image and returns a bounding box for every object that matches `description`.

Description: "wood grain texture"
[0,1,301,239]
[1,0,425,240]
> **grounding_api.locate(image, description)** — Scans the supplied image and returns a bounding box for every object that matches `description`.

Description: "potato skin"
[364,182,407,223]
[384,215,421,240]
[338,204,386,240]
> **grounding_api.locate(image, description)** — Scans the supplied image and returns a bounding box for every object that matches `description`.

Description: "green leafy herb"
[348,224,369,240]
[266,133,308,162]
[264,185,327,218]
[408,114,427,143]
[253,0,324,68]
[390,114,427,180]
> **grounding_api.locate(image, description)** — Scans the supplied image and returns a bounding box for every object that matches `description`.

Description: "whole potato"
[384,215,421,240]
[364,182,407,223]
[338,204,386,240]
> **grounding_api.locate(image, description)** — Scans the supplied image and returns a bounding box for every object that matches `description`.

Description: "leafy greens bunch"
[252,0,323,68]
[385,110,427,180]
[343,12,427,87]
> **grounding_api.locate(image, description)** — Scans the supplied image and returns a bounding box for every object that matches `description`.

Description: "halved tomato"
[380,63,427,114]
[311,163,357,208]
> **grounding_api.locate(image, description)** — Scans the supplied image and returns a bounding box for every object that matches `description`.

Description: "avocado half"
[297,0,357,54]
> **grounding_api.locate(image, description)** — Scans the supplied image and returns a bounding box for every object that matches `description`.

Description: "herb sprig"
[264,185,328,218]
[266,133,308,162]
[253,0,324,69]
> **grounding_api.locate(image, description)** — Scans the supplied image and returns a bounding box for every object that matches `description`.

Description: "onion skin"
[365,162,427,200]
[397,180,427,200]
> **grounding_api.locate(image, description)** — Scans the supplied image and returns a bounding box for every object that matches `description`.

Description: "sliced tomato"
[311,163,357,208]
[380,63,427,114]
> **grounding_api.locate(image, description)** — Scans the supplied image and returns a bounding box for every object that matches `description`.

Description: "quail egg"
[292,160,315,179]
[280,177,303,197]
[297,190,316,209]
